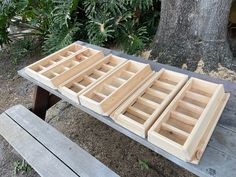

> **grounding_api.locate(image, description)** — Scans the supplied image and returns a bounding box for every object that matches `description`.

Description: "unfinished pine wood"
[79,60,153,115]
[148,77,230,164]
[25,43,85,77]
[191,93,230,164]
[111,69,188,138]
[25,45,104,88]
[19,41,236,177]
[58,54,127,103]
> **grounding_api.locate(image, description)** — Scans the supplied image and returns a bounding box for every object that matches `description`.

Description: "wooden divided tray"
[79,60,153,115]
[111,69,188,138]
[148,78,230,164]
[25,43,103,88]
[58,54,127,103]
[23,42,232,165]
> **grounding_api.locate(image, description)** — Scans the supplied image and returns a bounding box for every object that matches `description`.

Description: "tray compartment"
[148,77,229,163]
[26,43,85,76]
[79,60,153,115]
[26,45,103,88]
[111,69,188,138]
[58,55,127,103]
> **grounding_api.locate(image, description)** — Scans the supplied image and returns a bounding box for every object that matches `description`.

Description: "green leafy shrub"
[0,0,160,55]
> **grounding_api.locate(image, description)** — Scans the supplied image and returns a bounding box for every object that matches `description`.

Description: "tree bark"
[150,0,233,71]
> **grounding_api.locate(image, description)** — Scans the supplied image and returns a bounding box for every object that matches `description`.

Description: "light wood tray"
[79,60,153,115]
[111,69,188,138]
[148,77,230,164]
[25,43,103,88]
[23,42,231,165]
[58,54,127,103]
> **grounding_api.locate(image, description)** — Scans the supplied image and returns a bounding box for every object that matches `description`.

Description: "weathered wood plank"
[31,86,61,119]
[32,86,50,119]
[209,125,236,158]
[197,146,236,177]
[0,113,78,177]
[5,105,119,177]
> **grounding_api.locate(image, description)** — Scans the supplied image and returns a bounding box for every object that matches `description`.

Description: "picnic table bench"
[1,40,236,177]
[0,105,118,177]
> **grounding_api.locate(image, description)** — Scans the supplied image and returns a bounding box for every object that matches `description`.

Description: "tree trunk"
[150,0,233,71]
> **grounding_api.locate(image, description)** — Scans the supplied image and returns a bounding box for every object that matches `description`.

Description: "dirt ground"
[0,52,235,177]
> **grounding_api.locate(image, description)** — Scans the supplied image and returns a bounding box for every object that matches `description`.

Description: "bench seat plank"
[5,105,119,177]
[0,113,78,177]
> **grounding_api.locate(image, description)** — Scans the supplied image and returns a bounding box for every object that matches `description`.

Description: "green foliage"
[51,0,72,28]
[0,0,160,55]
[125,0,153,10]
[86,15,114,46]
[118,20,149,54]
[13,159,32,175]
[84,0,160,54]
[139,159,150,170]
[0,0,29,44]
[43,22,80,54]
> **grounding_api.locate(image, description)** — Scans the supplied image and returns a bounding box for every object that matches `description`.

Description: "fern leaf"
[43,22,80,54]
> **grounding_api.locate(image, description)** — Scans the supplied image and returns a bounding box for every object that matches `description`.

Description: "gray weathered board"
[1,105,119,177]
[18,40,236,177]
[0,113,78,177]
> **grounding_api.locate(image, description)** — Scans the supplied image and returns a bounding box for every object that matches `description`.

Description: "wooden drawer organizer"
[25,43,103,88]
[25,43,85,80]
[58,54,127,103]
[148,78,230,164]
[79,60,153,115]
[111,69,188,138]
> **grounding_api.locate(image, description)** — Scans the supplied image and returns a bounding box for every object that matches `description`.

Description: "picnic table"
[18,41,236,177]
